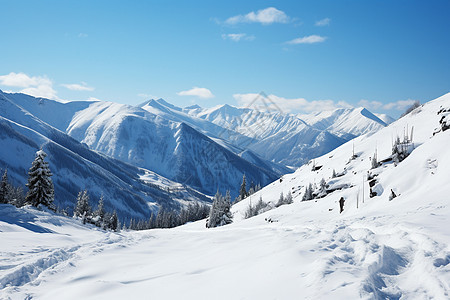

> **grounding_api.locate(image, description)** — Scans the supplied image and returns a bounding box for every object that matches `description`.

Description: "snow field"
[1,93,449,299]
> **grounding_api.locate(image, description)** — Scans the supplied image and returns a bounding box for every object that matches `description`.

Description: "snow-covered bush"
[74,190,92,223]
[392,136,413,162]
[245,196,272,219]
[206,191,233,228]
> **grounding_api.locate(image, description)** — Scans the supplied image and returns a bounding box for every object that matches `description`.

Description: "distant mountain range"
[185,103,388,166]
[0,90,391,219]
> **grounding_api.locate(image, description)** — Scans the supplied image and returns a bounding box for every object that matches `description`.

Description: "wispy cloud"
[177,87,214,99]
[0,72,58,99]
[221,33,255,42]
[383,99,419,111]
[286,35,327,45]
[358,99,384,110]
[233,93,352,113]
[137,93,157,99]
[359,99,419,111]
[78,33,88,38]
[226,7,290,25]
[61,82,94,91]
[315,18,331,26]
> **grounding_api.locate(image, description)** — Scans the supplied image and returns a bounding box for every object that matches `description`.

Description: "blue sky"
[0,0,449,117]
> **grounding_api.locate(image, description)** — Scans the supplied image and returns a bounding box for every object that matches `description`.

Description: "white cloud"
[359,99,419,111]
[177,87,214,99]
[286,35,327,45]
[138,93,156,99]
[358,99,384,110]
[78,33,88,38]
[61,82,94,91]
[221,33,255,42]
[0,72,58,99]
[315,18,331,26]
[233,93,352,113]
[383,99,418,111]
[0,72,48,88]
[226,7,290,25]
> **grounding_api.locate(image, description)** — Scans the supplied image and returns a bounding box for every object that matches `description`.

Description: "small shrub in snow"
[245,196,271,219]
[392,136,413,162]
[275,191,293,207]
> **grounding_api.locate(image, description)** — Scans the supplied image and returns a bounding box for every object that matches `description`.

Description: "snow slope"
[1,93,449,299]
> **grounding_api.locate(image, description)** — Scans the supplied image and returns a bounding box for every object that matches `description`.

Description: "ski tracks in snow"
[296,218,450,299]
[0,230,153,299]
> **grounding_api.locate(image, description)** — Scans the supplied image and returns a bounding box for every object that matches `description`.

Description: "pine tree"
[245,199,255,219]
[74,190,92,222]
[320,178,327,190]
[276,192,285,207]
[207,190,233,228]
[285,191,293,204]
[302,183,314,201]
[93,195,105,226]
[332,169,337,178]
[239,174,247,201]
[25,150,55,210]
[0,169,10,204]
[11,186,26,208]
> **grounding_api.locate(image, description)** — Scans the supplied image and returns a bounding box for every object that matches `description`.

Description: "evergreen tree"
[155,208,164,228]
[25,150,55,210]
[255,196,269,212]
[276,192,285,207]
[371,155,379,169]
[225,190,231,205]
[285,191,293,204]
[332,169,337,178]
[302,183,314,201]
[245,196,270,219]
[206,190,233,228]
[239,174,247,201]
[74,190,92,222]
[245,199,255,219]
[320,178,327,191]
[93,195,105,226]
[0,169,10,204]
[11,186,26,208]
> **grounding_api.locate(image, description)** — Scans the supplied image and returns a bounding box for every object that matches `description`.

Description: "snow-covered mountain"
[187,104,388,166]
[1,93,449,299]
[1,90,390,199]
[1,91,280,199]
[0,91,210,220]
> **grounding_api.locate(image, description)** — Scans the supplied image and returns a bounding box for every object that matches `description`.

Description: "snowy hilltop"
[0,93,449,299]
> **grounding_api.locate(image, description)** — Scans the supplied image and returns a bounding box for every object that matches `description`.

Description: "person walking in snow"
[339,197,345,213]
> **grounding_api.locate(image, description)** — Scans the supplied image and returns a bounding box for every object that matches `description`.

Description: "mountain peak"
[356,107,387,126]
